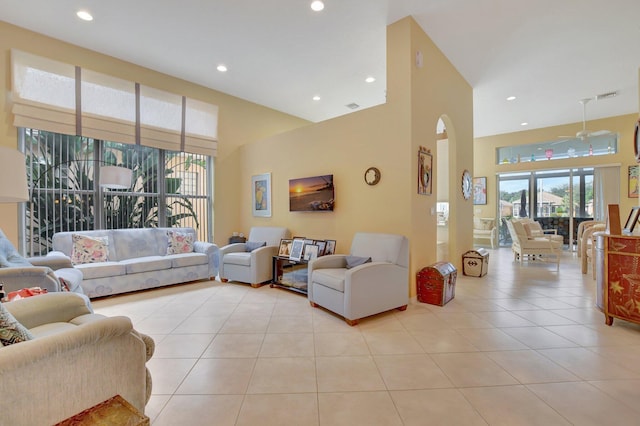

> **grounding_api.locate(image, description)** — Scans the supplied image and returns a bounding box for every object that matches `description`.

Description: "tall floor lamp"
[0,146,29,203]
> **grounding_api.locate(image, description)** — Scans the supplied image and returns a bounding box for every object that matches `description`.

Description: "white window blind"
[11,49,218,156]
[11,49,76,136]
[140,85,182,151]
[81,68,137,144]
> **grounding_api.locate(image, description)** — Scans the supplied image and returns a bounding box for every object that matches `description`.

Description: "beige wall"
[474,113,640,225]
[236,17,474,296]
[0,21,309,245]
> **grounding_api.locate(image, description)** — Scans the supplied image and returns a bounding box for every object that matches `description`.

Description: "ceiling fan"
[558,97,613,142]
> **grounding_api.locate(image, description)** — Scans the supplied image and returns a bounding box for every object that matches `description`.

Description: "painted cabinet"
[596,233,640,326]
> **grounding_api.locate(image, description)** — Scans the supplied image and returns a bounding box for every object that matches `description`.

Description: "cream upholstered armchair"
[219,226,290,286]
[506,218,562,271]
[582,222,606,277]
[519,218,564,243]
[473,217,497,248]
[0,292,153,425]
[577,220,605,257]
[307,232,409,326]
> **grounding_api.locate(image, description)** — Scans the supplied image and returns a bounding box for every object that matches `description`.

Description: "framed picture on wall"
[417,147,432,195]
[252,173,272,217]
[629,166,639,198]
[473,177,487,205]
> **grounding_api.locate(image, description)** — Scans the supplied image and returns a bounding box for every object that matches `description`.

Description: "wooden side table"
[54,395,149,426]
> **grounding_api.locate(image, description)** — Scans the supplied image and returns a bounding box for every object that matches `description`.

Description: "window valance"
[11,49,218,156]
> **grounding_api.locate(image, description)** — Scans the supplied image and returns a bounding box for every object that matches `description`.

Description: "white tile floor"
[92,248,640,425]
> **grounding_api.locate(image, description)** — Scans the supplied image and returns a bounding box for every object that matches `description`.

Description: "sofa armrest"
[26,252,73,270]
[308,254,347,272]
[0,315,147,424]
[4,292,92,329]
[219,242,246,256]
[345,262,408,319]
[193,241,220,277]
[0,266,61,294]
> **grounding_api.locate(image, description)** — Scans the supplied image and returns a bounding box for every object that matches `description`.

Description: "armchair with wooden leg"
[307,232,409,326]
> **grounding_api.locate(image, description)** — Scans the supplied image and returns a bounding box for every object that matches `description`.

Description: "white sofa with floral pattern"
[51,227,219,298]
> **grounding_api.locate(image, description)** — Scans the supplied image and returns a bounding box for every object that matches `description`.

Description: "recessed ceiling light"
[365,76,376,83]
[313,95,321,101]
[310,1,325,12]
[76,10,93,21]
[520,122,528,126]
[216,65,227,72]
[506,96,516,101]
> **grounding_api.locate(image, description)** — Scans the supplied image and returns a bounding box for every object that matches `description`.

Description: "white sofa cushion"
[121,256,172,274]
[75,262,126,280]
[223,252,252,266]
[313,268,346,292]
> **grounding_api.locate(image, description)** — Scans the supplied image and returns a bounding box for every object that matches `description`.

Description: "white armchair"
[506,218,562,271]
[307,232,409,326]
[219,227,290,286]
[0,293,153,424]
[473,217,497,248]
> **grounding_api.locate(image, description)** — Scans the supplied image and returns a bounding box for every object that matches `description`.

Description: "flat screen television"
[289,174,334,211]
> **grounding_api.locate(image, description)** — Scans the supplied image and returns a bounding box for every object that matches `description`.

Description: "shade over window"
[11,49,218,156]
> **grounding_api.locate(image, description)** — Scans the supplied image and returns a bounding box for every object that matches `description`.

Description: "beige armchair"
[219,226,290,286]
[0,292,153,425]
[506,218,562,271]
[473,217,497,248]
[582,223,606,277]
[307,232,409,326]
[577,220,605,257]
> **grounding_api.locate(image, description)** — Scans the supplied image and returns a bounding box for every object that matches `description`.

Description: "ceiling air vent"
[345,103,360,110]
[595,91,618,101]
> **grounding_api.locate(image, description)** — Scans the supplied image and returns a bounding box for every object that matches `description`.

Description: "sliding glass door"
[498,168,594,247]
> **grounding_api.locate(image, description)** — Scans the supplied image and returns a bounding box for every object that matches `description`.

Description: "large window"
[23,129,212,256]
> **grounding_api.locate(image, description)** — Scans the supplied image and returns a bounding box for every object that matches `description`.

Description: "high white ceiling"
[1,0,639,138]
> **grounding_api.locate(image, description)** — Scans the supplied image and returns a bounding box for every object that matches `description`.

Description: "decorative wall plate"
[364,167,381,185]
[461,169,472,200]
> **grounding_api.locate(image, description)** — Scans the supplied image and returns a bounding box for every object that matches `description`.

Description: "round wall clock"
[461,169,472,200]
[364,167,381,185]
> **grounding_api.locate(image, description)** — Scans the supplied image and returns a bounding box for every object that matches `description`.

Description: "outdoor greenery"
[26,130,202,255]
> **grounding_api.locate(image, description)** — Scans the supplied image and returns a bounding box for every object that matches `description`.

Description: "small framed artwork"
[252,173,272,217]
[473,177,487,205]
[324,240,336,255]
[289,238,305,261]
[301,242,316,259]
[315,240,327,256]
[629,166,639,198]
[417,146,432,195]
[303,244,319,261]
[278,239,292,257]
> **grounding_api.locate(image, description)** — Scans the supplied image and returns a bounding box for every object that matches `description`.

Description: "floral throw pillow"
[70,234,109,265]
[166,231,194,255]
[0,303,34,346]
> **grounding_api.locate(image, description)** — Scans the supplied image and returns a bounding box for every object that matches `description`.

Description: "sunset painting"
[289,175,334,211]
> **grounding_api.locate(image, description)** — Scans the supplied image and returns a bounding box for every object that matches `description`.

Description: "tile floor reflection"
[93,247,640,425]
